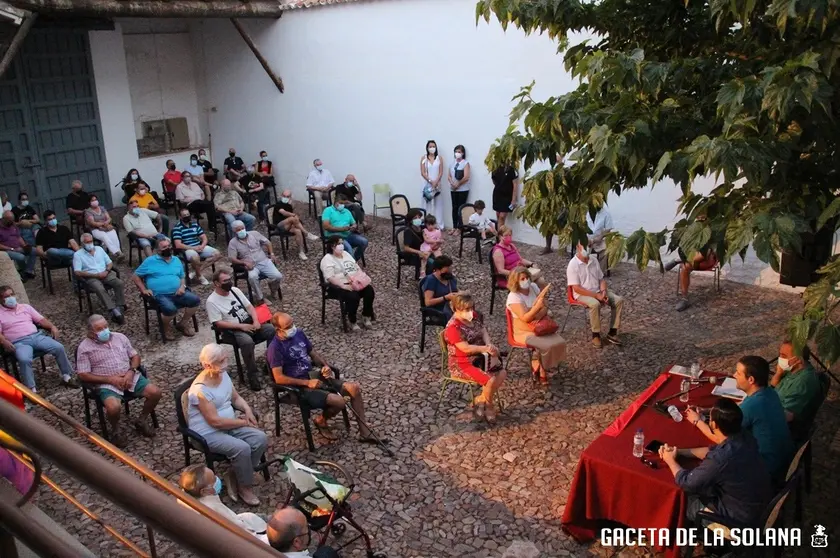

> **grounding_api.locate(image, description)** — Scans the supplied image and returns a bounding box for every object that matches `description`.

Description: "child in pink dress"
[420,214,444,278]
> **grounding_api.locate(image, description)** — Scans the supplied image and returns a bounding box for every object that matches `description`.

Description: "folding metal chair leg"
[233,347,245,384]
[435,379,450,419]
[458,235,464,257]
[274,394,281,436]
[182,437,191,466]
[83,392,93,429]
[46,268,54,295]
[300,406,316,452]
[397,266,401,288]
[420,324,427,353]
[341,408,350,431]
[150,410,159,428]
[95,400,109,440]
[561,306,573,333]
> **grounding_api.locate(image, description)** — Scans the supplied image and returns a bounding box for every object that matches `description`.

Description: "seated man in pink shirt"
[0,285,77,392]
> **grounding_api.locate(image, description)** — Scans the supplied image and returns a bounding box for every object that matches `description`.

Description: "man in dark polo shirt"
[12,192,40,246]
[224,147,245,183]
[35,210,78,267]
[65,180,90,228]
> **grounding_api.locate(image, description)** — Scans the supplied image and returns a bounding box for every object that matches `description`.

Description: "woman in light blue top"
[188,344,267,506]
[448,144,471,233]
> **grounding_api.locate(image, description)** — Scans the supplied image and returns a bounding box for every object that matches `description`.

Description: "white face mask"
[333,244,345,255]
[281,196,290,204]
[778,357,791,371]
[90,200,99,208]
[459,310,474,322]
[519,279,531,290]
[262,156,268,161]
[130,173,139,180]
[454,152,463,160]
[428,147,436,154]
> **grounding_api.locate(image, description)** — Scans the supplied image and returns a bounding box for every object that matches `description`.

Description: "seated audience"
[163,160,183,194]
[186,154,209,190]
[322,193,368,262]
[687,355,794,481]
[771,339,822,425]
[444,294,507,423]
[506,267,566,385]
[13,192,39,246]
[242,172,270,221]
[66,179,91,228]
[215,179,256,235]
[76,314,161,447]
[468,200,496,243]
[267,506,312,555]
[401,208,431,275]
[272,189,320,261]
[660,398,773,526]
[35,210,78,267]
[0,211,36,280]
[268,312,383,443]
[123,199,167,258]
[335,174,365,228]
[228,221,283,305]
[492,226,545,288]
[189,343,267,506]
[664,215,718,311]
[74,233,126,324]
[421,214,444,264]
[206,268,276,391]
[567,241,623,348]
[122,168,143,203]
[85,194,123,261]
[320,236,374,331]
[175,170,217,228]
[224,147,246,184]
[0,191,10,212]
[0,285,77,391]
[133,238,200,340]
[179,464,268,542]
[422,256,460,320]
[129,182,169,232]
[587,205,614,275]
[306,158,334,216]
[172,208,222,286]
[197,148,218,185]
[254,150,276,194]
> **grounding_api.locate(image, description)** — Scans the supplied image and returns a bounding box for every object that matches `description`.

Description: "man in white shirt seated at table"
[306,158,334,216]
[566,241,623,349]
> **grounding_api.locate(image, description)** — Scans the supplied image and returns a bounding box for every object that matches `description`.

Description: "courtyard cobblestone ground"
[14,203,838,557]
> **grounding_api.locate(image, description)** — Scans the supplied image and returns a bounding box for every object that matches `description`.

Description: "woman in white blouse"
[319,236,375,331]
[447,144,471,235]
[420,139,445,232]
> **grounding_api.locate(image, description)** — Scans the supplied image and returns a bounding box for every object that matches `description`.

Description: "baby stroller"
[277,456,385,558]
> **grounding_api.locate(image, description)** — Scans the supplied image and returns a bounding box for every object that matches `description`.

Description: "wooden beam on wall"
[0,11,36,79]
[230,17,283,93]
[6,1,284,18]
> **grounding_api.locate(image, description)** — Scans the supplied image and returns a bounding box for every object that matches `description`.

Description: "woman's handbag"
[348,270,372,290]
[533,317,559,336]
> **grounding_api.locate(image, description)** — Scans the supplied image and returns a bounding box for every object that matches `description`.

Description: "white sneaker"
[306,232,319,241]
[298,252,308,261]
[362,317,373,329]
[351,323,361,332]
[198,276,210,286]
[188,271,196,280]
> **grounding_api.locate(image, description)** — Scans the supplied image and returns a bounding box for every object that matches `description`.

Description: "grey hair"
[178,464,208,497]
[80,232,93,242]
[232,220,245,230]
[87,314,107,330]
[156,236,171,246]
[199,344,228,374]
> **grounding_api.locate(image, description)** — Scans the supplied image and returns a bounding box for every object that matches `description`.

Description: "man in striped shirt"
[171,208,222,285]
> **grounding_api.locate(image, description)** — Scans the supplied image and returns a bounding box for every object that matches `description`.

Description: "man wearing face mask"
[133,238,201,340]
[228,221,283,305]
[272,189,319,261]
[163,160,182,194]
[770,339,822,427]
[129,182,169,234]
[321,194,368,263]
[35,210,78,267]
[179,464,268,543]
[73,233,126,324]
[186,153,208,189]
[0,210,37,280]
[567,241,624,348]
[215,179,256,236]
[175,171,217,229]
[0,285,78,392]
[171,209,222,286]
[12,192,40,246]
[123,199,167,258]
[224,148,245,183]
[334,174,366,230]
[306,158,334,216]
[196,148,218,185]
[206,268,276,391]
[76,314,161,447]
[65,179,90,229]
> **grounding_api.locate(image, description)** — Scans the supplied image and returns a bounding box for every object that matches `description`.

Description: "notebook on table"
[711,377,746,400]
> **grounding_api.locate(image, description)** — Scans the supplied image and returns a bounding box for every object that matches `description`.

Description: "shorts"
[678,248,718,271]
[184,246,219,260]
[98,375,150,403]
[299,368,348,409]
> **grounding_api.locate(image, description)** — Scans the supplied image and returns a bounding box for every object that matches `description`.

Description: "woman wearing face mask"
[491,164,520,230]
[122,168,143,203]
[319,236,375,331]
[444,294,507,422]
[84,195,123,261]
[448,144,471,235]
[163,160,182,194]
[254,150,277,200]
[401,208,433,276]
[129,182,169,235]
[422,255,460,320]
[188,344,266,506]
[491,226,546,289]
[506,267,565,385]
[420,139,445,231]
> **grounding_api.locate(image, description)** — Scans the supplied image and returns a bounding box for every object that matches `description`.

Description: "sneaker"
[362,317,373,329]
[198,275,210,286]
[676,299,691,312]
[306,232,319,241]
[664,259,681,272]
[591,336,602,349]
[482,238,495,246]
[298,251,308,261]
[60,376,80,389]
[188,271,196,280]
[350,323,361,332]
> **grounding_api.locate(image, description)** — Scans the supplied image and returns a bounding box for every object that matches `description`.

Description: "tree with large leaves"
[476,0,840,363]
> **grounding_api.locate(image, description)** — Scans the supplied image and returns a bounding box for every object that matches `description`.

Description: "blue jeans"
[46,247,75,266]
[20,227,39,246]
[13,331,74,389]
[223,212,256,234]
[345,233,368,261]
[154,291,201,316]
[7,249,36,274]
[136,233,168,249]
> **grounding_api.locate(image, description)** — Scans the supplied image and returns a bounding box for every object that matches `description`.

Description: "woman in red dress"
[443,294,507,423]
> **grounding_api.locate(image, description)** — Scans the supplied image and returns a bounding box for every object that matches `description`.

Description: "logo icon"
[812,525,828,548]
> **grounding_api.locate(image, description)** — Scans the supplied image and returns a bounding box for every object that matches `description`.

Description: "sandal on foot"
[223,470,239,503]
[313,419,338,441]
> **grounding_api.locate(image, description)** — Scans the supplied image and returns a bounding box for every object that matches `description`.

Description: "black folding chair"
[318,266,348,333]
[418,279,447,353]
[269,205,308,260]
[212,323,271,385]
[308,187,334,216]
[39,254,73,295]
[140,292,199,343]
[389,194,409,245]
[75,268,126,316]
[80,361,159,441]
[394,226,421,288]
[457,203,497,264]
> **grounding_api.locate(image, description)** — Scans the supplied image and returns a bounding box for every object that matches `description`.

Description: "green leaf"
[653,152,672,183]
[817,197,840,231]
[788,315,817,356]
[678,221,712,259]
[815,324,840,366]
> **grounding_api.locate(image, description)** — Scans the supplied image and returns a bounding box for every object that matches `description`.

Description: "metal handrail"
[0,397,284,557]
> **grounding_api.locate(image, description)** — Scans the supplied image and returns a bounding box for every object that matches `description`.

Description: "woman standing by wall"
[420,140,445,232]
[491,164,519,229]
[448,144,471,235]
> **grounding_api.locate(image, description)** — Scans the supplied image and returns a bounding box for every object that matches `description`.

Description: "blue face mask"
[47,218,58,227]
[3,296,16,309]
[346,181,354,187]
[285,326,297,338]
[213,476,223,495]
[236,230,248,239]
[96,328,111,343]
[84,243,95,252]
[21,200,29,207]
[412,218,423,227]
[334,204,345,213]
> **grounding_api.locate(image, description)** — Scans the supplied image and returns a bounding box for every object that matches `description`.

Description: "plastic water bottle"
[690,362,701,379]
[680,378,691,403]
[668,405,683,423]
[632,429,644,458]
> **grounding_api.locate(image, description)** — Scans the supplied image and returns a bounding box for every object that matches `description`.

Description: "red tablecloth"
[561,370,724,557]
